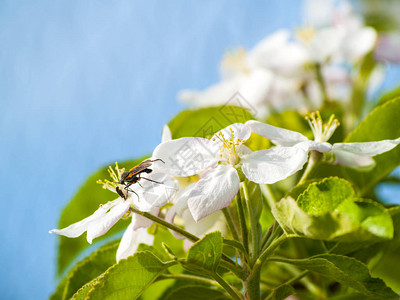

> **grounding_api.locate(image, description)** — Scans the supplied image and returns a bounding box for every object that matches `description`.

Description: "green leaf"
[56,158,145,275]
[72,279,99,300]
[168,106,254,139]
[165,286,230,300]
[344,98,400,194]
[264,284,295,300]
[274,254,398,299]
[297,177,354,216]
[54,242,119,300]
[86,251,176,300]
[272,177,393,242]
[186,231,223,272]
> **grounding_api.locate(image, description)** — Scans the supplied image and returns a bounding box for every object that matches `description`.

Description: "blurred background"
[0,0,399,299]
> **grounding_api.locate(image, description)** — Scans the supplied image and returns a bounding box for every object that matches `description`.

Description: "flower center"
[213,128,245,166]
[221,48,250,76]
[97,162,125,193]
[306,111,340,143]
[296,25,316,44]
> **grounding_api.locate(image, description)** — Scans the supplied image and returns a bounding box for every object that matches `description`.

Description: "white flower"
[49,161,178,244]
[246,114,400,171]
[116,208,159,262]
[153,123,308,221]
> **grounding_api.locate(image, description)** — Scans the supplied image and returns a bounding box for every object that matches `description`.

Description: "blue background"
[0,1,398,299]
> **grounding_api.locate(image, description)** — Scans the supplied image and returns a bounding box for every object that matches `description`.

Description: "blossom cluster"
[50,115,399,262]
[179,0,399,119]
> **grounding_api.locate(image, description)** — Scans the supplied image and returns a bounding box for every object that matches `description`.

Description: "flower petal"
[132,172,178,212]
[332,139,400,170]
[48,198,121,238]
[241,147,308,184]
[132,207,159,231]
[245,120,308,146]
[332,139,400,156]
[116,227,154,262]
[161,125,172,143]
[331,149,376,170]
[153,138,219,177]
[188,165,240,222]
[86,199,130,244]
[164,206,185,240]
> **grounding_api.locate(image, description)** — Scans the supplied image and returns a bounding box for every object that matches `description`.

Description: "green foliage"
[52,242,118,300]
[85,251,176,300]
[344,98,400,194]
[274,254,398,299]
[168,106,254,139]
[186,232,223,272]
[164,286,230,300]
[264,284,295,300]
[56,158,145,275]
[272,177,393,242]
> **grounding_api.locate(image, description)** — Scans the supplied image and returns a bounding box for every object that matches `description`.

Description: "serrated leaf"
[272,177,393,242]
[56,158,145,275]
[165,286,230,300]
[344,98,400,194]
[168,106,254,139]
[55,242,118,300]
[186,231,223,272]
[275,254,398,299]
[72,279,99,300]
[86,251,175,300]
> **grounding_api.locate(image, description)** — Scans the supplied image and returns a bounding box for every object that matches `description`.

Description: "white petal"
[131,207,159,231]
[86,199,130,244]
[307,141,332,153]
[174,182,197,216]
[241,147,308,184]
[245,120,308,146]
[48,198,121,238]
[332,139,400,156]
[342,27,377,61]
[178,78,241,107]
[332,149,376,170]
[133,173,178,212]
[188,165,240,222]
[182,209,226,238]
[116,227,154,262]
[153,138,219,177]
[164,206,185,240]
[161,125,172,142]
[332,139,400,170]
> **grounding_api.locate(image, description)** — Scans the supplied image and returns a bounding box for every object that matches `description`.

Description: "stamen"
[305,111,340,143]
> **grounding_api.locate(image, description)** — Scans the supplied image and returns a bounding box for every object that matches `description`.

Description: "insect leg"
[149,158,165,164]
[140,177,164,185]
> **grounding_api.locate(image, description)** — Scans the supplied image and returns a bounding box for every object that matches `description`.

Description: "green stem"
[252,233,291,277]
[315,63,329,105]
[298,151,321,185]
[211,273,243,300]
[236,192,249,255]
[259,184,277,208]
[222,207,240,242]
[130,207,199,242]
[219,260,248,280]
[160,273,220,287]
[261,224,282,253]
[260,221,276,251]
[242,182,260,267]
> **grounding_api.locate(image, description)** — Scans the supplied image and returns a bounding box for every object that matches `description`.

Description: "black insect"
[116,159,165,199]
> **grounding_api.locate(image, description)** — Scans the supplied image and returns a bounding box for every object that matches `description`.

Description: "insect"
[116,159,165,199]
